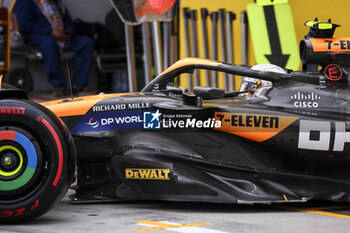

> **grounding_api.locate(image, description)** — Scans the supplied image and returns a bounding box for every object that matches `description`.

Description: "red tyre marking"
[30,200,39,211]
[36,116,63,187]
[1,211,13,217]
[15,208,25,216]
[0,200,40,218]
[0,106,25,115]
[0,130,16,140]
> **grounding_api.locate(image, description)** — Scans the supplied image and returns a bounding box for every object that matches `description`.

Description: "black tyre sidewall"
[0,99,75,223]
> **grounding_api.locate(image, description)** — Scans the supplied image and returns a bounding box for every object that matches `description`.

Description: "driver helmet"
[239,64,287,99]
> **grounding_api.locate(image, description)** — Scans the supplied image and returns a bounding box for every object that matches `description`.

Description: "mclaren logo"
[125,168,170,180]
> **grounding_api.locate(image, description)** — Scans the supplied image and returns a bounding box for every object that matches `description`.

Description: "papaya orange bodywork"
[41,93,127,117]
[310,37,350,52]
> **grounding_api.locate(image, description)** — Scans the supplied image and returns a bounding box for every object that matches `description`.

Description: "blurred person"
[14,0,94,97]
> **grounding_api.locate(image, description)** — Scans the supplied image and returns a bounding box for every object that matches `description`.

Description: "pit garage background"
[3,0,350,92]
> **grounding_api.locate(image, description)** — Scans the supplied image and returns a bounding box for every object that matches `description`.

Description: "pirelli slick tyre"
[0,99,75,223]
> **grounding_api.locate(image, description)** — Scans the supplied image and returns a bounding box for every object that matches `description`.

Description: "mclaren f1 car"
[2,19,350,223]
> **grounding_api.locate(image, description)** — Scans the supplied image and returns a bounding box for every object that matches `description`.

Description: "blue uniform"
[14,0,94,87]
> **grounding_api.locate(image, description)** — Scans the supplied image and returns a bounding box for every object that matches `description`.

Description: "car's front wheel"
[0,99,75,223]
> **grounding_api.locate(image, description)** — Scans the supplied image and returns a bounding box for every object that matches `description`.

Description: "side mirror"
[193,87,225,99]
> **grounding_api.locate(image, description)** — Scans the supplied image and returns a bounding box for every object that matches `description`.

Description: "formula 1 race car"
[2,19,350,223]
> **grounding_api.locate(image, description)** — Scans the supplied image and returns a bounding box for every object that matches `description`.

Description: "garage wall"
[179,0,350,88]
[4,0,350,91]
[65,0,113,23]
[180,0,350,65]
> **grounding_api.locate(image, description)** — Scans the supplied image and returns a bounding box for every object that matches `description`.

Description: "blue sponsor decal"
[143,110,161,129]
[72,110,143,134]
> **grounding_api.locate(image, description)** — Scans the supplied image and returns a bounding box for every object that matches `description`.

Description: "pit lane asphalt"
[3,190,350,233]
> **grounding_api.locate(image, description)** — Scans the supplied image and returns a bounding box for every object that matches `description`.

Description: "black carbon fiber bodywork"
[43,58,350,204]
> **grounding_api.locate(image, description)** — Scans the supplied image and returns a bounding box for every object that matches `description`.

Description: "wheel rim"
[0,130,39,192]
[0,145,24,177]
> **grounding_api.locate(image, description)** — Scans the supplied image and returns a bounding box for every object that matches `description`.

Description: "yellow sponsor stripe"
[126,178,168,180]
[135,220,212,231]
[127,169,169,170]
[125,168,170,180]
